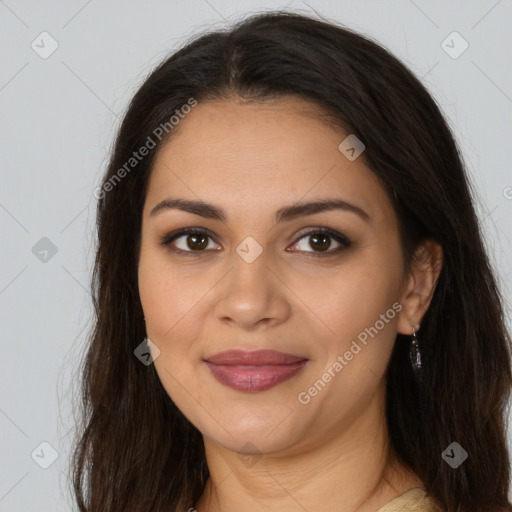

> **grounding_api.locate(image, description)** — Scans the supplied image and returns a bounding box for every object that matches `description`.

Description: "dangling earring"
[409,325,423,381]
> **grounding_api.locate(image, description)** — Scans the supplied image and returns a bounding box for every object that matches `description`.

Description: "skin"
[137,96,443,512]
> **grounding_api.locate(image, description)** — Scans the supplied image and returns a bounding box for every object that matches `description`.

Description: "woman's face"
[138,97,412,456]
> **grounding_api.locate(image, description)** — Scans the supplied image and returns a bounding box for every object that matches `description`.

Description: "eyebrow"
[149,197,371,223]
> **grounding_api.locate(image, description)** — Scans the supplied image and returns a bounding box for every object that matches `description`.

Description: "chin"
[200,408,310,456]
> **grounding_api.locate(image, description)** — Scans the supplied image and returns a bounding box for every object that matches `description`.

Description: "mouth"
[203,349,309,392]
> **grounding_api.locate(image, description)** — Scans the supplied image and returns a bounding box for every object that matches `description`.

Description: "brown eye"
[288,228,351,256]
[161,228,220,255]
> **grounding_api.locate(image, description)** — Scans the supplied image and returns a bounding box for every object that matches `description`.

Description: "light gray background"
[1,1,511,510]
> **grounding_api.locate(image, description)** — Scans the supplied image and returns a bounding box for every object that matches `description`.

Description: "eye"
[161,228,220,256]
[287,227,351,256]
[160,227,351,257]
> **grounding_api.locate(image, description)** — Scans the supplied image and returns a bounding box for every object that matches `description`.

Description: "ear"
[396,239,443,335]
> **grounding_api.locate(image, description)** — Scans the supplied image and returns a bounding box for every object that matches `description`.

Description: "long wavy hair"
[71,10,512,512]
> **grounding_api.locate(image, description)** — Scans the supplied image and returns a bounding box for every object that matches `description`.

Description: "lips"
[203,349,309,392]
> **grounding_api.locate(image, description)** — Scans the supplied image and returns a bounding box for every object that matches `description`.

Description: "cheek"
[305,251,404,403]
[312,254,403,339]
[138,250,170,334]
[137,246,222,393]
[299,263,403,418]
[138,245,203,340]
[138,250,207,420]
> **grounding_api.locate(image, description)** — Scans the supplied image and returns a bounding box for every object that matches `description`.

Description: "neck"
[194,386,422,512]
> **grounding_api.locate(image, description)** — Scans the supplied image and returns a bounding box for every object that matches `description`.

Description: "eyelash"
[160,227,351,258]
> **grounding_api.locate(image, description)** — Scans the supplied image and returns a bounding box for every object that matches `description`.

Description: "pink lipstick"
[203,349,309,392]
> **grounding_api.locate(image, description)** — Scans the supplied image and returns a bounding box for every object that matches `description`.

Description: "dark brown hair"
[71,10,512,512]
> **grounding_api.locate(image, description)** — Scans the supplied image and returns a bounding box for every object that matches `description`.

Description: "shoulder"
[376,487,442,512]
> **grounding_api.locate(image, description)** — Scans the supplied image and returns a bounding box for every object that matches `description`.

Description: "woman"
[72,10,512,512]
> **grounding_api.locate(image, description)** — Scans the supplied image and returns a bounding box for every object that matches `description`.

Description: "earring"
[409,325,423,380]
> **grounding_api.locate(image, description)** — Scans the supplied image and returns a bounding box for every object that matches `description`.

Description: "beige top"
[376,487,441,512]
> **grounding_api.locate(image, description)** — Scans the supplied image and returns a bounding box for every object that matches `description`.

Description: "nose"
[213,247,291,331]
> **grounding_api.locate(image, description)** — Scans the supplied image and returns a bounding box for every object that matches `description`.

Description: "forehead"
[145,98,393,225]
[157,96,342,166]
